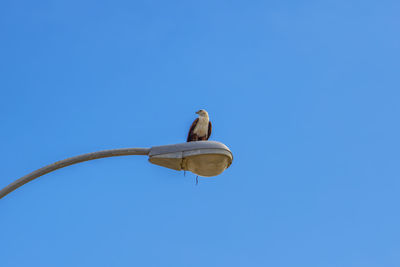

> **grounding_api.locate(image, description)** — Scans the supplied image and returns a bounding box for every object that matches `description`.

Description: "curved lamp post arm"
[0,148,150,199]
[0,141,233,200]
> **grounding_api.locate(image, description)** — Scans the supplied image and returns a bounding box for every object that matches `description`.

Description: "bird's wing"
[187,118,199,142]
[207,121,212,139]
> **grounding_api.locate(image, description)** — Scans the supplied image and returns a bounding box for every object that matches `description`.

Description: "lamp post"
[0,141,233,199]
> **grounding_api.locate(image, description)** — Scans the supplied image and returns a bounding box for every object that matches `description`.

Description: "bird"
[187,109,212,142]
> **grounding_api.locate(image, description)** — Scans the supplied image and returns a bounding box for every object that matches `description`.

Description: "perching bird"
[187,109,212,142]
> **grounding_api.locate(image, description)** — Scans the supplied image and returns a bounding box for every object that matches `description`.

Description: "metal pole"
[0,148,150,199]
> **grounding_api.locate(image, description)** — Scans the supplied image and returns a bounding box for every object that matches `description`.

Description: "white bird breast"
[193,117,209,136]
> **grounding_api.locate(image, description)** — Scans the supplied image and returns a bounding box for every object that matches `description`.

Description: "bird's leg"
[196,176,199,185]
[184,170,186,177]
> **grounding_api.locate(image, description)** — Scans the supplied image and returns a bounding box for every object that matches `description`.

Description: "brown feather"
[207,121,212,139]
[187,118,199,142]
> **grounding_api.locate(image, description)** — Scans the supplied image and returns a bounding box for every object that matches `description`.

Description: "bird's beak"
[195,111,200,114]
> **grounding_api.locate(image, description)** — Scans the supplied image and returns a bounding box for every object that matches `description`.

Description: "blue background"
[1,0,400,266]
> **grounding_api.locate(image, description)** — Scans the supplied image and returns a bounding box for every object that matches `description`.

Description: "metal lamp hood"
[148,141,233,177]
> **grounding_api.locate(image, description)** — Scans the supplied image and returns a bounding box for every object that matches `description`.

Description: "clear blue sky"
[1,0,400,266]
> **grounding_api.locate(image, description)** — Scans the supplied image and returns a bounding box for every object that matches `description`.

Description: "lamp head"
[148,141,233,177]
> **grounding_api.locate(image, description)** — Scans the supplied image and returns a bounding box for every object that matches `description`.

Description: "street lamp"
[0,141,233,199]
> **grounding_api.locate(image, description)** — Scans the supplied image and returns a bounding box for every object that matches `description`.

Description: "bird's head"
[196,109,209,118]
